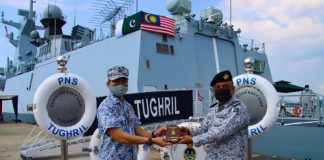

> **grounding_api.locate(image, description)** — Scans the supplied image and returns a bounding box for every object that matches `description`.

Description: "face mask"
[110,85,128,97]
[214,88,232,102]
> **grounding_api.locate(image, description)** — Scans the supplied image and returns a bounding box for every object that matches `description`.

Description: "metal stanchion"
[245,138,252,160]
[248,139,252,160]
[61,140,68,160]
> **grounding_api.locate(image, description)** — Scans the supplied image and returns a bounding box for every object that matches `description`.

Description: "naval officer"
[97,66,170,160]
[179,70,250,160]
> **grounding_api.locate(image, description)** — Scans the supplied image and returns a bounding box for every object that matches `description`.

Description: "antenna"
[74,0,76,27]
[229,0,232,26]
[89,0,134,36]
[28,0,34,20]
[54,0,57,57]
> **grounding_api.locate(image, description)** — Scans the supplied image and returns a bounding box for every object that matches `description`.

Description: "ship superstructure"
[0,0,271,123]
[2,1,324,160]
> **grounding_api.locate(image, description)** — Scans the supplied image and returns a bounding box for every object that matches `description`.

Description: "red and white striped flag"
[141,12,175,37]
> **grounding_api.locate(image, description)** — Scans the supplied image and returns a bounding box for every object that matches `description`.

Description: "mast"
[136,0,138,12]
[28,0,34,20]
[230,0,232,26]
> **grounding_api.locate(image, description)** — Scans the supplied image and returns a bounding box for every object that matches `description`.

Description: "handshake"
[151,125,193,147]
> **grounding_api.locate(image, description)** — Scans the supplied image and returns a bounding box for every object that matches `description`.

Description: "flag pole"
[136,0,138,12]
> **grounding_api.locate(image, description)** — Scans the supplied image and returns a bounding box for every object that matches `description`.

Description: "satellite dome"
[166,0,191,15]
[30,30,40,39]
[42,4,64,20]
[200,7,223,25]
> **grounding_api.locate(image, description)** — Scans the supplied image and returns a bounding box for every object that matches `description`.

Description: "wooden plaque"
[166,125,180,143]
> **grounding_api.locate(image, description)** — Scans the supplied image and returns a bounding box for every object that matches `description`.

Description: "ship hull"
[253,124,324,159]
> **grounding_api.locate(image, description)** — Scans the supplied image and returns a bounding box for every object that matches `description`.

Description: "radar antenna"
[89,0,134,37]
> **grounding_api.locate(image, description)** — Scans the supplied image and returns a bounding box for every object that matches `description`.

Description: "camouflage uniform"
[97,66,142,160]
[97,92,141,160]
[190,98,250,160]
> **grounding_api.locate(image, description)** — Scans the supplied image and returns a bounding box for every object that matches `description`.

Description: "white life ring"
[161,122,206,160]
[233,74,280,138]
[138,144,162,160]
[33,73,96,140]
[89,129,101,160]
[89,129,166,160]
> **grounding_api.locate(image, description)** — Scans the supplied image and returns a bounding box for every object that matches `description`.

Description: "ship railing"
[238,37,265,54]
[20,124,91,159]
[277,94,324,126]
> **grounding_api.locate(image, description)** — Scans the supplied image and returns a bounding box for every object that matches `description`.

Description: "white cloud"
[270,55,324,95]
[220,0,324,96]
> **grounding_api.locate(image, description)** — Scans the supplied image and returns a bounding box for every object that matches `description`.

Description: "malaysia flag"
[141,12,175,37]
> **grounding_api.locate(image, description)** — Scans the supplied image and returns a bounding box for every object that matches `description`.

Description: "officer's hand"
[153,137,172,147]
[178,135,193,144]
[154,127,167,137]
[180,127,189,136]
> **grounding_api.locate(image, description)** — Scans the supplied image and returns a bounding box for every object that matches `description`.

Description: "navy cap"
[107,66,129,80]
[210,70,232,86]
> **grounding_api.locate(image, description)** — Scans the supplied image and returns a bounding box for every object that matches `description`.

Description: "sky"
[0,0,323,95]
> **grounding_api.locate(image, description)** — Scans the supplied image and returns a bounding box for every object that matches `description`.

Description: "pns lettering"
[57,77,78,85]
[236,77,256,86]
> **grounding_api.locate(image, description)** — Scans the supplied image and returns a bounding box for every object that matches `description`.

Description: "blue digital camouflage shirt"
[190,98,250,160]
[97,92,141,160]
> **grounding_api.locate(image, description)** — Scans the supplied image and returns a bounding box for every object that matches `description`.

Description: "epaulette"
[229,99,242,108]
[230,99,243,114]
[210,102,218,108]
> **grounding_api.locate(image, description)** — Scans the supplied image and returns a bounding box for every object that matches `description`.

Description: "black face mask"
[214,89,232,102]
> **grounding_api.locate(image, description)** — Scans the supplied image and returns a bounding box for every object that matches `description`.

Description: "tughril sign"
[125,90,193,124]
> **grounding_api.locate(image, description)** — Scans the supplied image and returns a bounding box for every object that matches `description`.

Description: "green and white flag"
[115,12,141,37]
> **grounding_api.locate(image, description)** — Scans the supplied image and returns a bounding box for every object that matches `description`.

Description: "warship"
[0,0,323,159]
[0,0,272,123]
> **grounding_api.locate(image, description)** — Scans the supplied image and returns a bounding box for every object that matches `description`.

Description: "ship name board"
[124,90,193,124]
[96,90,193,124]
[134,96,180,119]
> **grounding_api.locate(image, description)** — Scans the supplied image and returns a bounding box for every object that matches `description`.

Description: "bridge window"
[170,45,174,55]
[162,34,168,42]
[146,59,151,69]
[156,43,175,55]
[64,41,71,51]
[164,84,168,90]
[156,43,169,54]
[254,59,265,73]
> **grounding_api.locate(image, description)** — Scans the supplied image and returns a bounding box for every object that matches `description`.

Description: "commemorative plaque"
[166,125,180,143]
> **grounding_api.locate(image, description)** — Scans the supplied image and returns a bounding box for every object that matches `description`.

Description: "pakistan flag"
[115,12,142,37]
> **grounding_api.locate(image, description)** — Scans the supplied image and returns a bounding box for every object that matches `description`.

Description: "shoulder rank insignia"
[232,107,240,114]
